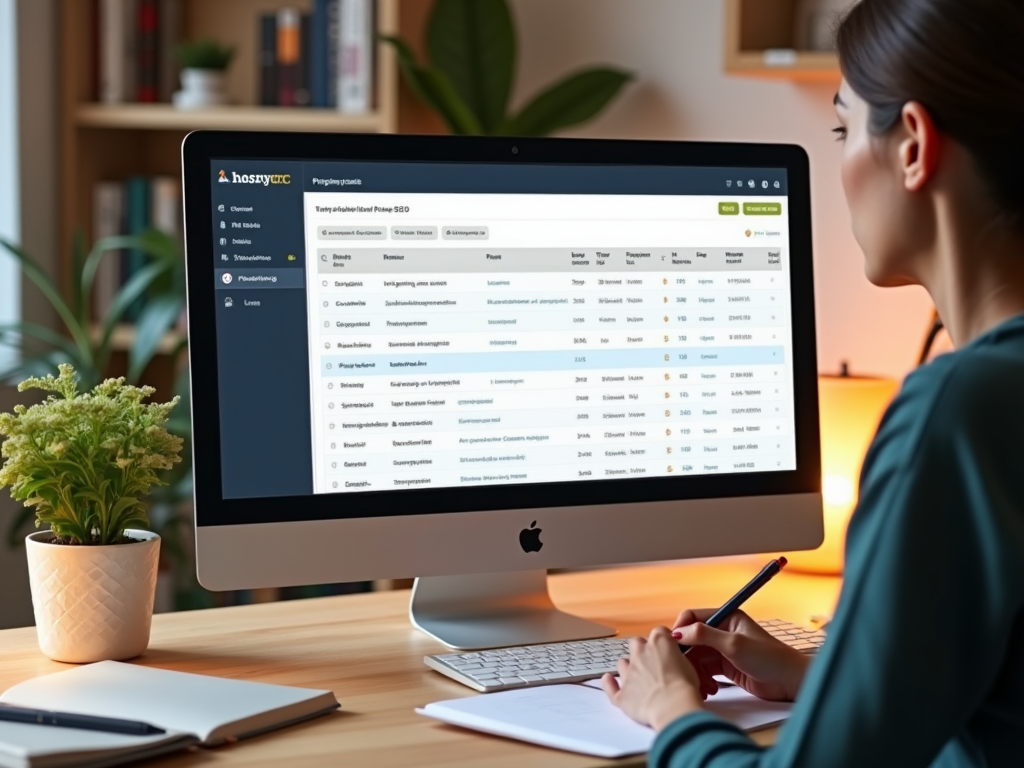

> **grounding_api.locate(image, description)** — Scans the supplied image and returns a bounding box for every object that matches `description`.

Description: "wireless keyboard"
[424,618,826,693]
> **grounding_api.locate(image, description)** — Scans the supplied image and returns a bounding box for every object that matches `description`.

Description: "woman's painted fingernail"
[671,631,682,639]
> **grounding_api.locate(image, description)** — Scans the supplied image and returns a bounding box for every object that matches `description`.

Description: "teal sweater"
[651,315,1024,768]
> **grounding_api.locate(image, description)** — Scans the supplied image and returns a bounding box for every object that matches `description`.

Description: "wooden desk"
[0,559,840,768]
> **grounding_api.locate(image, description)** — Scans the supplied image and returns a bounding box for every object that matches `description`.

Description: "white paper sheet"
[418,681,791,758]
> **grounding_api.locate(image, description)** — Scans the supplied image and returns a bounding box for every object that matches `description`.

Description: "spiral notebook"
[0,661,339,768]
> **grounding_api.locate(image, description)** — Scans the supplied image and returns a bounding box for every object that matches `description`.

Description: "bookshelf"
[57,0,401,390]
[724,0,842,80]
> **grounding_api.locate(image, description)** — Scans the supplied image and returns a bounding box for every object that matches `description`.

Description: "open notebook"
[0,661,339,768]
[417,679,791,758]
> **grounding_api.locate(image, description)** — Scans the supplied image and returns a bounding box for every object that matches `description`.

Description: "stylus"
[675,556,788,654]
[0,704,166,735]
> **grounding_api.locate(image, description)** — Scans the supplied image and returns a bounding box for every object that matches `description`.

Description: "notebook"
[416,679,791,758]
[0,661,340,768]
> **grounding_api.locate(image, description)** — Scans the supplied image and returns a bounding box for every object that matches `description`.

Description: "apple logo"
[519,521,543,553]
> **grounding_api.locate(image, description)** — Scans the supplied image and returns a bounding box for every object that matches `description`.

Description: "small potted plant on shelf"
[0,365,183,663]
[173,39,235,109]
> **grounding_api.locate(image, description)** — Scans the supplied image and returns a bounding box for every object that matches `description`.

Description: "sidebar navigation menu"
[210,161,315,499]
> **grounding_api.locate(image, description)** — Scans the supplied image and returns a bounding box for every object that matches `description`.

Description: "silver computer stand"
[409,570,616,650]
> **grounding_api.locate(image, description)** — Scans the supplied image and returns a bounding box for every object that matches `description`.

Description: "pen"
[0,704,166,735]
[675,556,788,654]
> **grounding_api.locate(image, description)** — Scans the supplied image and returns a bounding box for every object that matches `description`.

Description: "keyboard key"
[541,671,573,680]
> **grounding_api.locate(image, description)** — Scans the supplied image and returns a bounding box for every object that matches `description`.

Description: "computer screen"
[210,161,795,500]
[184,134,821,647]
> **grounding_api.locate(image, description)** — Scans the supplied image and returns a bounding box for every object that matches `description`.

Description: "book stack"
[259,0,375,112]
[92,177,182,322]
[96,0,182,104]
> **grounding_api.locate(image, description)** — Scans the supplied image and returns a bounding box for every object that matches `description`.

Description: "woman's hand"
[601,627,706,731]
[672,609,811,702]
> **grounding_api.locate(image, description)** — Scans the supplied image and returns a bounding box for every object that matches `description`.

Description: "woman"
[602,1,1024,766]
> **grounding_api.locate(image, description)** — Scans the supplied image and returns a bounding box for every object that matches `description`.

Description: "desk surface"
[0,559,840,768]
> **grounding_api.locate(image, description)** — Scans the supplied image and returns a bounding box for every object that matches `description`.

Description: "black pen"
[0,704,166,735]
[675,556,788,654]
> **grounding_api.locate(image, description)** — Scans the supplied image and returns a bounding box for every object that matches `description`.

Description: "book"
[325,0,340,108]
[91,0,101,101]
[91,181,125,323]
[258,13,277,106]
[296,12,311,107]
[276,7,301,107]
[149,176,182,242]
[157,0,182,102]
[310,0,335,107]
[98,0,127,103]
[135,0,158,102]
[0,661,340,768]
[122,176,150,322]
[122,0,138,105]
[338,0,372,113]
[416,680,792,759]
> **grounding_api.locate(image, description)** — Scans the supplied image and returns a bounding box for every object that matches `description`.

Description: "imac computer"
[182,133,822,650]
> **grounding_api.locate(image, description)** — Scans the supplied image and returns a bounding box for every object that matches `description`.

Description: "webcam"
[511,146,519,155]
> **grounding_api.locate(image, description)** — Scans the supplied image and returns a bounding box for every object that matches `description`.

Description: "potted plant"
[173,39,235,109]
[0,365,183,663]
[382,0,632,136]
[0,231,206,611]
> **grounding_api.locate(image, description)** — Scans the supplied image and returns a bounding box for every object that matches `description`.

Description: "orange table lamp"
[786,373,900,574]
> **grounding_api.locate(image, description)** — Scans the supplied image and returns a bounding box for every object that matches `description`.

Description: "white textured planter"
[172,68,228,109]
[25,529,160,664]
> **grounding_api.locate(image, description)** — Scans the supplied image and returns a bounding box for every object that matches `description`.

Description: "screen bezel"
[182,132,820,529]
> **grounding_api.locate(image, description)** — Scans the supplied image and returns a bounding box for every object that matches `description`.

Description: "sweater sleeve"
[648,355,1024,768]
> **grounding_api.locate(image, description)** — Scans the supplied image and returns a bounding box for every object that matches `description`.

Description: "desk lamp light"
[786,364,898,574]
[787,312,949,574]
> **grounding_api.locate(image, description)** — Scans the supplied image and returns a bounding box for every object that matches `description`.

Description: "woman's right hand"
[671,609,811,703]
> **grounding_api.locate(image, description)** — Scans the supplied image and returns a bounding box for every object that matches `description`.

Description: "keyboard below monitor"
[424,618,826,693]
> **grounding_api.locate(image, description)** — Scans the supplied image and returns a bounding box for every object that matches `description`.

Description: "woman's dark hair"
[836,0,1024,230]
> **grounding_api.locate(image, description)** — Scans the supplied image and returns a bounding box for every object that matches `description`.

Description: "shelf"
[75,103,390,133]
[92,324,186,355]
[726,50,839,81]
[723,0,841,81]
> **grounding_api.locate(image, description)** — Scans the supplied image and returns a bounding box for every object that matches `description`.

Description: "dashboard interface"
[209,161,794,500]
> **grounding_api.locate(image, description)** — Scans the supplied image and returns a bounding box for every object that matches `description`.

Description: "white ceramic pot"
[25,529,160,663]
[172,68,228,109]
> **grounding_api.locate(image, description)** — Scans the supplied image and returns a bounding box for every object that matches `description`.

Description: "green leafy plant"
[382,0,632,136]
[177,39,235,71]
[0,231,186,390]
[0,365,182,545]
[0,233,205,603]
[0,231,192,544]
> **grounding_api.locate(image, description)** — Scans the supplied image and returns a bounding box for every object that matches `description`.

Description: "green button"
[743,202,783,215]
[718,202,740,215]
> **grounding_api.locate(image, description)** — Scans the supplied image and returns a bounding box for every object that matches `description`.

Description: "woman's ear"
[899,101,942,192]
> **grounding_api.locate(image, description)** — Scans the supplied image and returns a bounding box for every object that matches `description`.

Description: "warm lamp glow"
[822,474,855,507]
[786,375,900,574]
